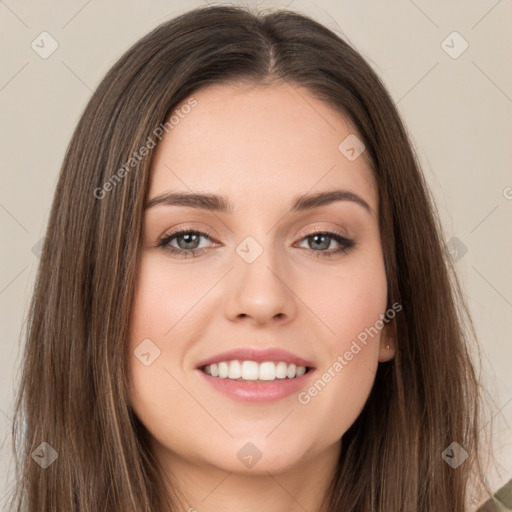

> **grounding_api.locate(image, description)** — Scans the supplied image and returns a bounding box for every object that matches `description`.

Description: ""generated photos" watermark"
[298,301,402,405]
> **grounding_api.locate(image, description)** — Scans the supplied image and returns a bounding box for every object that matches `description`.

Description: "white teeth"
[228,360,242,379]
[241,361,259,380]
[258,361,275,380]
[296,366,306,377]
[275,361,288,378]
[201,360,309,381]
[286,363,297,378]
[218,362,229,378]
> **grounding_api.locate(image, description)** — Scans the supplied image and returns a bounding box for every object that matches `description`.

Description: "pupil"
[311,234,329,250]
[179,233,199,249]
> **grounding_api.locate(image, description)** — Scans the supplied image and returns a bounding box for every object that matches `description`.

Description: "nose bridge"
[224,229,296,323]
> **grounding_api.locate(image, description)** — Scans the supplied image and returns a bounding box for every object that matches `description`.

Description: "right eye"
[157,228,218,258]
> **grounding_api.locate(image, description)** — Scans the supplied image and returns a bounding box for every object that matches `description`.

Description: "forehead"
[148,82,377,214]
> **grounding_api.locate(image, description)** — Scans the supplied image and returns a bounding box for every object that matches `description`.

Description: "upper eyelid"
[161,227,216,242]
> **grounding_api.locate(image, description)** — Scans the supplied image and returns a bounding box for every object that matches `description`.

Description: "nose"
[223,245,298,326]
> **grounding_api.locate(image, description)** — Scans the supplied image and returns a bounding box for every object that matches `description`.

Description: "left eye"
[157,229,355,258]
[298,232,344,251]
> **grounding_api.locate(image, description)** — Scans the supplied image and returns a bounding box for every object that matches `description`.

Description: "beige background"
[1,0,511,505]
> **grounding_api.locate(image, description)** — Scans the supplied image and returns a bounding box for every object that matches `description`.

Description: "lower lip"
[196,368,316,402]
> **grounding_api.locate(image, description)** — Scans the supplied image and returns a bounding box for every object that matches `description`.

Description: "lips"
[195,347,315,369]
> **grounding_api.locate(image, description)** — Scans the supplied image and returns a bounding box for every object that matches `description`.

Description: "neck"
[156,440,341,512]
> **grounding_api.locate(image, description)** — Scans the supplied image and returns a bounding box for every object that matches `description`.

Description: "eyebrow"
[145,189,372,215]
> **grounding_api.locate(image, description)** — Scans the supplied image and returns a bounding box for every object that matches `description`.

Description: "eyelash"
[157,226,356,259]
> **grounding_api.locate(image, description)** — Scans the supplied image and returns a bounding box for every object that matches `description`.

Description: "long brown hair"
[8,5,493,511]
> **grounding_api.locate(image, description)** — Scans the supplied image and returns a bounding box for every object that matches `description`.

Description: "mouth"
[194,347,317,401]
[196,359,317,403]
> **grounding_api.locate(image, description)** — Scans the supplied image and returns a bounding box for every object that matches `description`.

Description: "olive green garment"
[476,479,512,512]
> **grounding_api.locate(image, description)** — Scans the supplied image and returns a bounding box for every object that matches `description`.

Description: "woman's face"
[128,81,395,476]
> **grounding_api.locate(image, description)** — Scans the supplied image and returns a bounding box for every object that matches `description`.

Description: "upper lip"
[195,347,315,369]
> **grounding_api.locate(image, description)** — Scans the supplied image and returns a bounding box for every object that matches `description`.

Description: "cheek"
[129,252,201,337]
[294,250,387,434]
[334,271,387,347]
[303,250,388,354]
[127,257,189,404]
[127,258,202,456]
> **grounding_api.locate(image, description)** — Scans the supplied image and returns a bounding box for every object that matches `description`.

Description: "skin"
[128,81,396,512]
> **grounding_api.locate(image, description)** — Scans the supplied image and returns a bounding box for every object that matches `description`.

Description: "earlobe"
[378,322,396,362]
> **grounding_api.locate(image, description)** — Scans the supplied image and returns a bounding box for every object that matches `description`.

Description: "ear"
[378,320,396,363]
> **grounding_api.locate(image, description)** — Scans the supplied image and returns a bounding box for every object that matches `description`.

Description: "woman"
[9,5,492,511]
